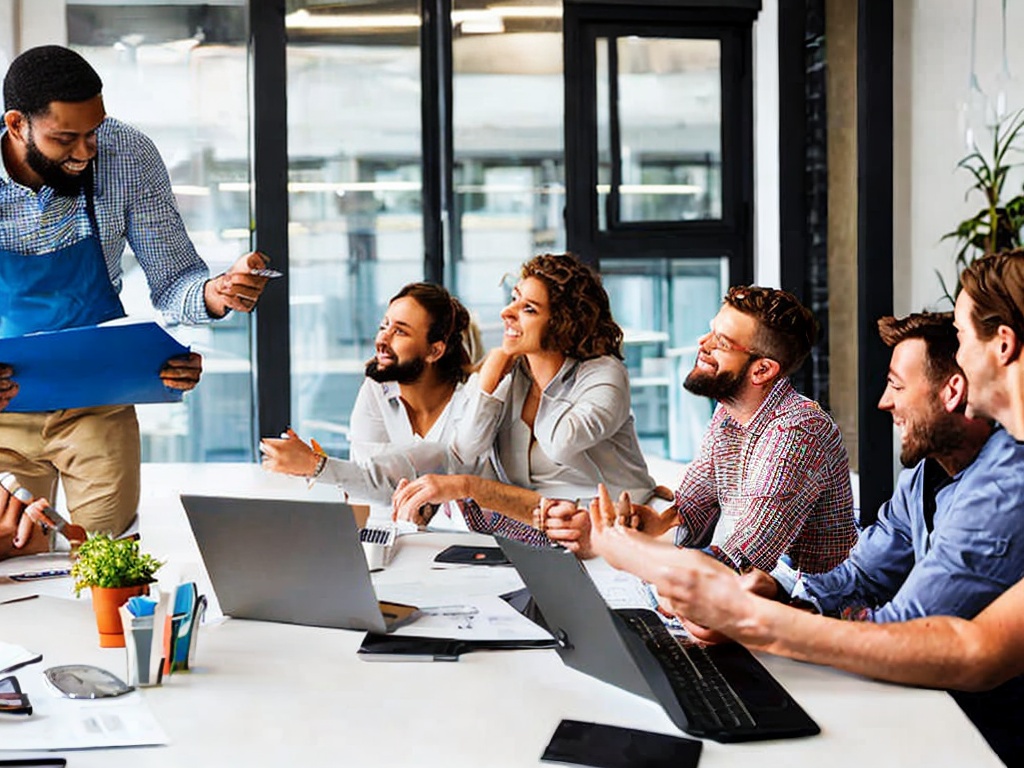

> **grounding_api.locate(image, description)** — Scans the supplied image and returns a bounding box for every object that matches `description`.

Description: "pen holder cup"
[120,606,166,688]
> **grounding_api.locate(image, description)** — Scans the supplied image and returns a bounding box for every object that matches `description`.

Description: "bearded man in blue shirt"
[756,311,1024,623]
[0,46,271,556]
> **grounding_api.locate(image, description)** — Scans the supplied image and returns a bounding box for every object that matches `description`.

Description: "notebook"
[497,536,820,743]
[179,495,418,633]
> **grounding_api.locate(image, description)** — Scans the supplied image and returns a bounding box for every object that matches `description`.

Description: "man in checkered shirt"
[0,46,272,557]
[545,285,857,576]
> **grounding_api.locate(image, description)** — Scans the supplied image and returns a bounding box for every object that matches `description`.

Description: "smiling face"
[365,295,436,384]
[683,304,761,402]
[877,338,959,467]
[500,277,552,356]
[7,96,106,196]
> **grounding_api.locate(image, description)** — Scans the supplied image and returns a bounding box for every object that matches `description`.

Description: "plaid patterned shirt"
[0,118,212,324]
[675,378,856,573]
[458,498,552,547]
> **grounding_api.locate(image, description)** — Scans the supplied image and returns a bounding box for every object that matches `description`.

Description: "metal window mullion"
[421,0,453,285]
[607,34,622,232]
[249,0,291,450]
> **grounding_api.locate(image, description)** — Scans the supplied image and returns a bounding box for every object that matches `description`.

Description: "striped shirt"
[0,118,212,324]
[675,378,857,573]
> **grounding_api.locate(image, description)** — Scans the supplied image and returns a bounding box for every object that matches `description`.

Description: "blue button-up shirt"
[797,426,1024,622]
[0,117,212,324]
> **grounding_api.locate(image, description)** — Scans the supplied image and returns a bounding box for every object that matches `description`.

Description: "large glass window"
[68,2,252,463]
[53,2,751,467]
[601,257,727,461]
[450,1,564,350]
[596,35,722,230]
[286,2,424,458]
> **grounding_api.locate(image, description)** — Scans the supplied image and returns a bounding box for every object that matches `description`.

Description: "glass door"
[67,1,253,462]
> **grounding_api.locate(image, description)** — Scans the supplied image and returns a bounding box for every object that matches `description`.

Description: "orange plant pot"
[91,584,150,648]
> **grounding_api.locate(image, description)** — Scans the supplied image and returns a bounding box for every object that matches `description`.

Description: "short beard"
[365,356,426,385]
[683,357,755,403]
[26,130,87,197]
[900,410,965,467]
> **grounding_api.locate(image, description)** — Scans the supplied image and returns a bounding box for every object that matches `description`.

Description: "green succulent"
[70,533,163,597]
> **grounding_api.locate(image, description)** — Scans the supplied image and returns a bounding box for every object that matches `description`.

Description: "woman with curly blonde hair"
[392,252,664,542]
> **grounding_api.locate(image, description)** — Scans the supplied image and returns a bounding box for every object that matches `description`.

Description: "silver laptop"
[180,495,418,633]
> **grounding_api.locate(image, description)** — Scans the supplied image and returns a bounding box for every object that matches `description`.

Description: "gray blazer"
[453,356,656,502]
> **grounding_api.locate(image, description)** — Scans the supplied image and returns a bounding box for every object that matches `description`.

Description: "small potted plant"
[942,109,1024,301]
[71,533,163,648]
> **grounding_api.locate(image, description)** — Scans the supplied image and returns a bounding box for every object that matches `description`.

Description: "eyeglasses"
[700,329,759,356]
[0,675,32,715]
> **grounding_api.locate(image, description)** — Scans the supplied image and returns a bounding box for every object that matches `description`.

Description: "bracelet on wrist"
[310,452,328,479]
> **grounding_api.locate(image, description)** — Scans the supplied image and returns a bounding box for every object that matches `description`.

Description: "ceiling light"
[488,5,562,20]
[285,9,421,30]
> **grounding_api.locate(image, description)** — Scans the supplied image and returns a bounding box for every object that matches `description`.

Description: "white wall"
[895,0,1024,316]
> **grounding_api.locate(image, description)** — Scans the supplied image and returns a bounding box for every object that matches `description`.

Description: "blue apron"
[0,164,125,339]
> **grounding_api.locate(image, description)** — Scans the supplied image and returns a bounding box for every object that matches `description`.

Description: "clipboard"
[0,321,190,412]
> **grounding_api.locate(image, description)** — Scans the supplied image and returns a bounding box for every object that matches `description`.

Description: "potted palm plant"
[942,109,1024,300]
[71,533,163,648]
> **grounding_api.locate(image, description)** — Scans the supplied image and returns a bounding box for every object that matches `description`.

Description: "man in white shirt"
[260,283,473,503]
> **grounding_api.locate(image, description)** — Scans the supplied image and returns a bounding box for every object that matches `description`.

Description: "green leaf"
[70,532,163,597]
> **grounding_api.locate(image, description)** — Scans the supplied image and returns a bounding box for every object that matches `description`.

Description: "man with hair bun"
[261,282,479,505]
[0,45,272,557]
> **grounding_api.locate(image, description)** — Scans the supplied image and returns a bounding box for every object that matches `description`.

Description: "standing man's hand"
[0,364,18,412]
[160,352,203,392]
[204,251,273,317]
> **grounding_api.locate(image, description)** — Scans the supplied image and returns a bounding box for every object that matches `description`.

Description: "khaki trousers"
[0,405,140,536]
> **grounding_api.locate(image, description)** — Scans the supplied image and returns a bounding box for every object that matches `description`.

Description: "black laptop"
[180,495,418,633]
[497,536,820,743]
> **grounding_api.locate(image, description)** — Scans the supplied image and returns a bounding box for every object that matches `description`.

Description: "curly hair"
[391,282,472,385]
[4,46,102,117]
[960,249,1024,342]
[877,312,963,386]
[723,285,817,376]
[521,253,623,360]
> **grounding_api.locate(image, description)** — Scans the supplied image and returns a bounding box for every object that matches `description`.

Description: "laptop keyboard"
[359,526,395,545]
[617,609,773,736]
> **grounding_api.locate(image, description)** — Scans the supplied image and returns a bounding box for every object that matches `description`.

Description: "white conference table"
[0,463,1001,767]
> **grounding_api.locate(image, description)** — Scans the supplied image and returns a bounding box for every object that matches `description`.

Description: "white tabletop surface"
[0,463,1001,767]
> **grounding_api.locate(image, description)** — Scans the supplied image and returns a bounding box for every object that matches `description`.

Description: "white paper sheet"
[388,595,552,641]
[0,667,167,751]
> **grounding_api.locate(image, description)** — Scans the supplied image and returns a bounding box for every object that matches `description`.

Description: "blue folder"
[0,321,191,412]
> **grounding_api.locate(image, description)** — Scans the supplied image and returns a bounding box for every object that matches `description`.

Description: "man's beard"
[683,356,755,403]
[899,409,965,467]
[26,132,87,197]
[365,355,426,385]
